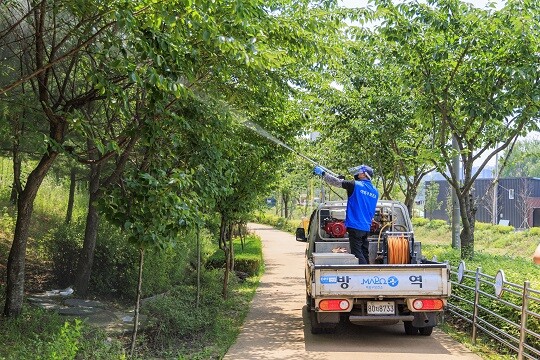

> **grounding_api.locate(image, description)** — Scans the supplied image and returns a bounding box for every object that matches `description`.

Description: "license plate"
[367,301,395,315]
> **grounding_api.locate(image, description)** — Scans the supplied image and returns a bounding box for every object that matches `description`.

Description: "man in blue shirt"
[314,164,379,264]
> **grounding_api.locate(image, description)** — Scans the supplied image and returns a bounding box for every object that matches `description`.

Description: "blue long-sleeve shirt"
[322,173,379,231]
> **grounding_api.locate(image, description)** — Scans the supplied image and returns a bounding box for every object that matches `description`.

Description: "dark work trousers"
[347,228,370,264]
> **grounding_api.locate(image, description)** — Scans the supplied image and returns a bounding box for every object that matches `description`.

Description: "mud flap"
[311,312,339,334]
[317,312,340,324]
[412,312,438,328]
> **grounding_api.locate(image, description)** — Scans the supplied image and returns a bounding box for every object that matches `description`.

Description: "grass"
[0,304,126,360]
[438,322,515,360]
[136,236,263,359]
[1,157,537,359]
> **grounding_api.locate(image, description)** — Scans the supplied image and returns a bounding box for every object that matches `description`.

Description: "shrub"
[528,227,540,236]
[89,225,138,300]
[254,213,298,234]
[207,235,263,276]
[492,224,515,234]
[412,217,429,227]
[139,267,257,358]
[475,222,493,231]
[75,329,126,360]
[39,319,83,360]
[43,219,138,299]
[427,219,448,229]
[45,220,85,287]
[45,219,212,301]
[0,306,124,360]
[142,270,233,346]
[234,258,261,275]
[90,225,209,300]
[143,286,215,339]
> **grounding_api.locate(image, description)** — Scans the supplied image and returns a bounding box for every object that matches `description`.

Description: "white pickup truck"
[296,200,451,335]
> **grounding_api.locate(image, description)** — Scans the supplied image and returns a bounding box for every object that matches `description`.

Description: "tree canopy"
[0,0,350,316]
[338,0,540,258]
[500,139,540,178]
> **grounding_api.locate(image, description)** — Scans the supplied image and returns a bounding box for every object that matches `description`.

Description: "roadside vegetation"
[0,170,264,359]
[416,220,540,359]
[4,169,537,359]
[0,265,262,360]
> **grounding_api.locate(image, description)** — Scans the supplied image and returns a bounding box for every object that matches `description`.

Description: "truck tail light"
[412,299,444,311]
[318,299,350,311]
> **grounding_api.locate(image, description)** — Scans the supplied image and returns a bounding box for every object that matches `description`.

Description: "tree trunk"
[228,222,234,271]
[72,133,140,294]
[282,192,289,219]
[459,191,476,259]
[223,247,230,299]
[10,120,22,205]
[404,189,417,219]
[9,158,21,206]
[4,152,58,317]
[130,248,145,357]
[380,173,396,200]
[220,214,230,299]
[196,225,201,308]
[65,167,77,224]
[238,222,246,250]
[219,215,226,251]
[74,160,101,296]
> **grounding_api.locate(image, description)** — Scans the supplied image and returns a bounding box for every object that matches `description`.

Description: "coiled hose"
[387,235,410,264]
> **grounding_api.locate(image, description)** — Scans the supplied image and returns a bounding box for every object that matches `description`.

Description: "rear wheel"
[309,311,324,334]
[404,321,418,335]
[306,294,313,312]
[419,326,434,336]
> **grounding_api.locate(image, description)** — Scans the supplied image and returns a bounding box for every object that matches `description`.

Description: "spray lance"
[242,120,338,177]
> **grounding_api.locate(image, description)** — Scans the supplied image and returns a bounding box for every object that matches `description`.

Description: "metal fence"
[445,261,540,360]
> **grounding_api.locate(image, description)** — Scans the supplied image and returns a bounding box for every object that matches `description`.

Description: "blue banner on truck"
[316,268,447,295]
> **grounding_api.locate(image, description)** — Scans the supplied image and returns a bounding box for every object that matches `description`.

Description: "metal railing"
[445,261,540,359]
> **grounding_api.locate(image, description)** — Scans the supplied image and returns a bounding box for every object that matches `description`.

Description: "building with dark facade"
[425,178,540,228]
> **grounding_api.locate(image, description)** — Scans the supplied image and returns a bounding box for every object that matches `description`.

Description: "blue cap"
[348,164,373,179]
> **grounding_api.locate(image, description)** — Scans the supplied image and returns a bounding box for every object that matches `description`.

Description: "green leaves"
[102,168,197,250]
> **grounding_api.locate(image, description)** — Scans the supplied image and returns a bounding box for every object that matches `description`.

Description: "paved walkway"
[224,223,483,360]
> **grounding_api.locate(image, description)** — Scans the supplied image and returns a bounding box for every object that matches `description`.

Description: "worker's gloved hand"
[313,166,325,176]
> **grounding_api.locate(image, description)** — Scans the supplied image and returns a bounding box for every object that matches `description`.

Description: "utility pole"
[451,136,461,249]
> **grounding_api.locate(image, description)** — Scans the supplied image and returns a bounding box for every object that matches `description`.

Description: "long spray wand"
[242,121,337,177]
